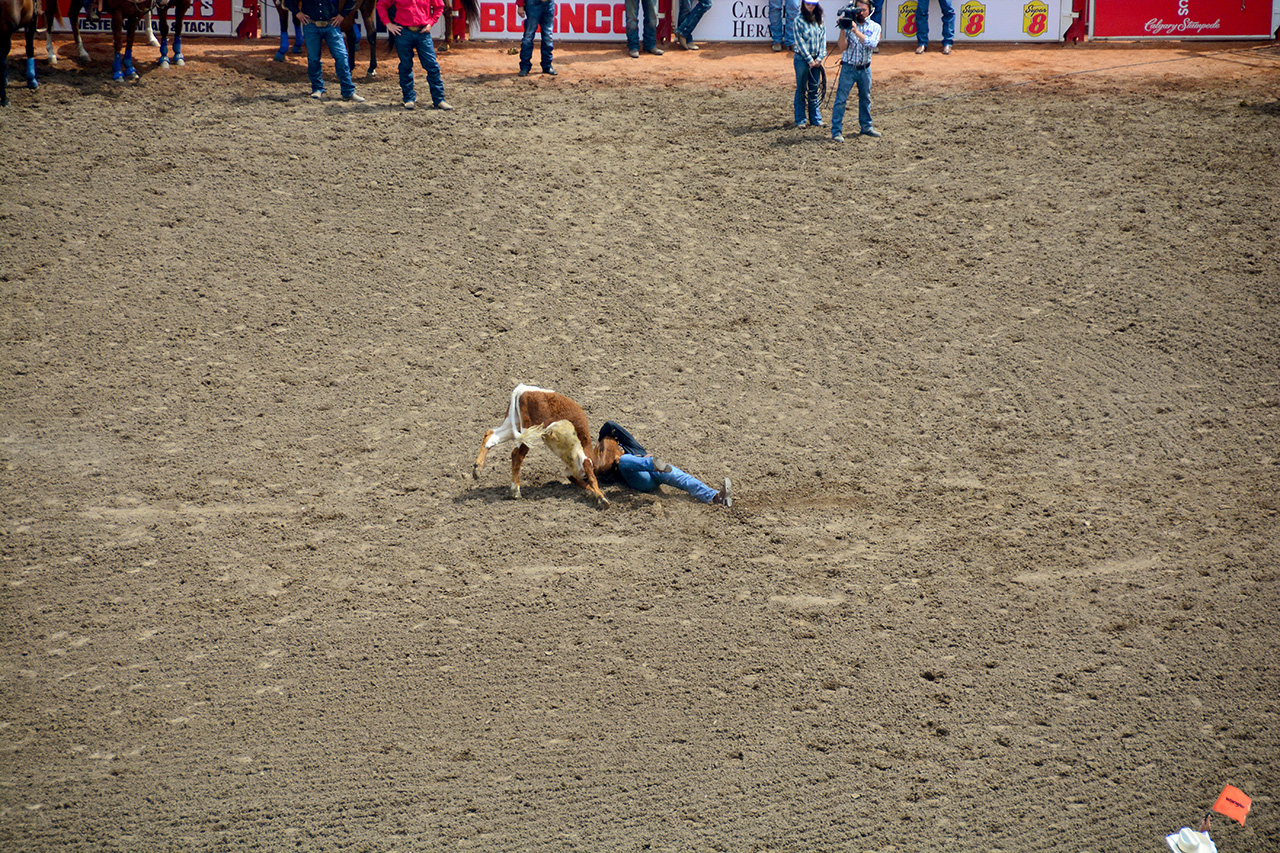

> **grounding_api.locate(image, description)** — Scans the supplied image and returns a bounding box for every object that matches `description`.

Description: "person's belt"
[311,19,331,26]
[404,24,427,30]
[843,61,870,69]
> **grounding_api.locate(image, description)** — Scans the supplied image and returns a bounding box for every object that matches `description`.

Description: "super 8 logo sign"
[896,1,917,37]
[959,0,985,35]
[1022,0,1047,36]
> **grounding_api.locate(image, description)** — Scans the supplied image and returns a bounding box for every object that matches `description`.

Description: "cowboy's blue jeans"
[676,0,711,39]
[303,22,355,97]
[831,62,871,137]
[793,53,821,125]
[520,0,555,72]
[618,454,718,503]
[915,0,955,46]
[769,0,799,46]
[394,27,445,105]
[624,0,658,51]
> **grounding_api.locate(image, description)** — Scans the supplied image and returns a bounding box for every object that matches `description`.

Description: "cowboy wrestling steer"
[473,384,609,507]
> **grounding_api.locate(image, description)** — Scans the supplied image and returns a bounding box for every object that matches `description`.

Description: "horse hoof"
[366,70,376,78]
[158,57,169,68]
[175,55,184,66]
[273,51,286,61]
[27,79,39,90]
[509,484,522,500]
[113,73,125,81]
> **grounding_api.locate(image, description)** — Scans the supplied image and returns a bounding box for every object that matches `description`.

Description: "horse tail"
[455,0,478,32]
[44,0,63,27]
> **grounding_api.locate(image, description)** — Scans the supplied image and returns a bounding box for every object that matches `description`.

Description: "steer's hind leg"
[509,444,530,499]
[473,429,496,479]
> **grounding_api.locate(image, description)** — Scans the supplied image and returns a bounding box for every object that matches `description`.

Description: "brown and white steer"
[473,384,609,507]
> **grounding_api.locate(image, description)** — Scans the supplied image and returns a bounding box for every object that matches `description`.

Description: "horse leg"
[361,0,375,76]
[142,10,158,45]
[69,0,90,60]
[157,3,170,65]
[24,18,39,90]
[341,14,357,73]
[2,31,10,106]
[273,3,288,59]
[124,14,139,77]
[171,0,186,64]
[111,10,125,78]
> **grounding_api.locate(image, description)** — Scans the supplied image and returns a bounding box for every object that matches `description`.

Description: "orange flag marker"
[1211,785,1251,825]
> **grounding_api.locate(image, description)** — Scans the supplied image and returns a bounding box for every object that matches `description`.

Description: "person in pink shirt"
[376,0,453,110]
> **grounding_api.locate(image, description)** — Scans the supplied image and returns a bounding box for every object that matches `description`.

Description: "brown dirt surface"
[2,33,1279,853]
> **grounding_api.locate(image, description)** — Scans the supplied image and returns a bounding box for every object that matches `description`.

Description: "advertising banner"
[1089,0,1275,39]
[49,0,237,35]
[649,0,1064,43]
[473,0,673,41]
[880,0,1063,42]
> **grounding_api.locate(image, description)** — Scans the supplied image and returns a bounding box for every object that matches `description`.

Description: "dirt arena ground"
[2,32,1279,852]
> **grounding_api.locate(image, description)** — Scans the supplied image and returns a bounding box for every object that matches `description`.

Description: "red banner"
[1091,0,1274,39]
[51,0,236,34]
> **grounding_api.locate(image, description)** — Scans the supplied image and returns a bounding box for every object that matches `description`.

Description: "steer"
[474,384,609,507]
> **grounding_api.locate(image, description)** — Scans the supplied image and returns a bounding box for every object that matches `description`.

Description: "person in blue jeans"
[597,421,732,507]
[285,0,364,101]
[831,0,881,142]
[791,0,825,128]
[517,0,556,76]
[914,0,954,54]
[674,0,711,50]
[624,0,663,58]
[769,0,799,50]
[378,0,453,109]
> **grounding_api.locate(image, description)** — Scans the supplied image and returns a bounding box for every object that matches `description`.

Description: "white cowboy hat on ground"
[1166,827,1218,853]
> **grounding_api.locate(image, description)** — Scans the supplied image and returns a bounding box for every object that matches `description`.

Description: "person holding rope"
[831,0,881,142]
[791,0,826,128]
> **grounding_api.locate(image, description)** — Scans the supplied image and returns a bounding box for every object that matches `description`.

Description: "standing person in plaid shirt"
[791,0,826,128]
[830,0,881,142]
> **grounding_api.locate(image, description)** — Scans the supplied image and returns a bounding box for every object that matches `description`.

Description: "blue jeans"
[916,0,955,46]
[624,0,658,50]
[768,0,799,46]
[831,62,871,137]
[676,0,711,39]
[520,0,555,72]
[394,27,445,106]
[617,454,718,503]
[793,53,821,125]
[303,22,355,97]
